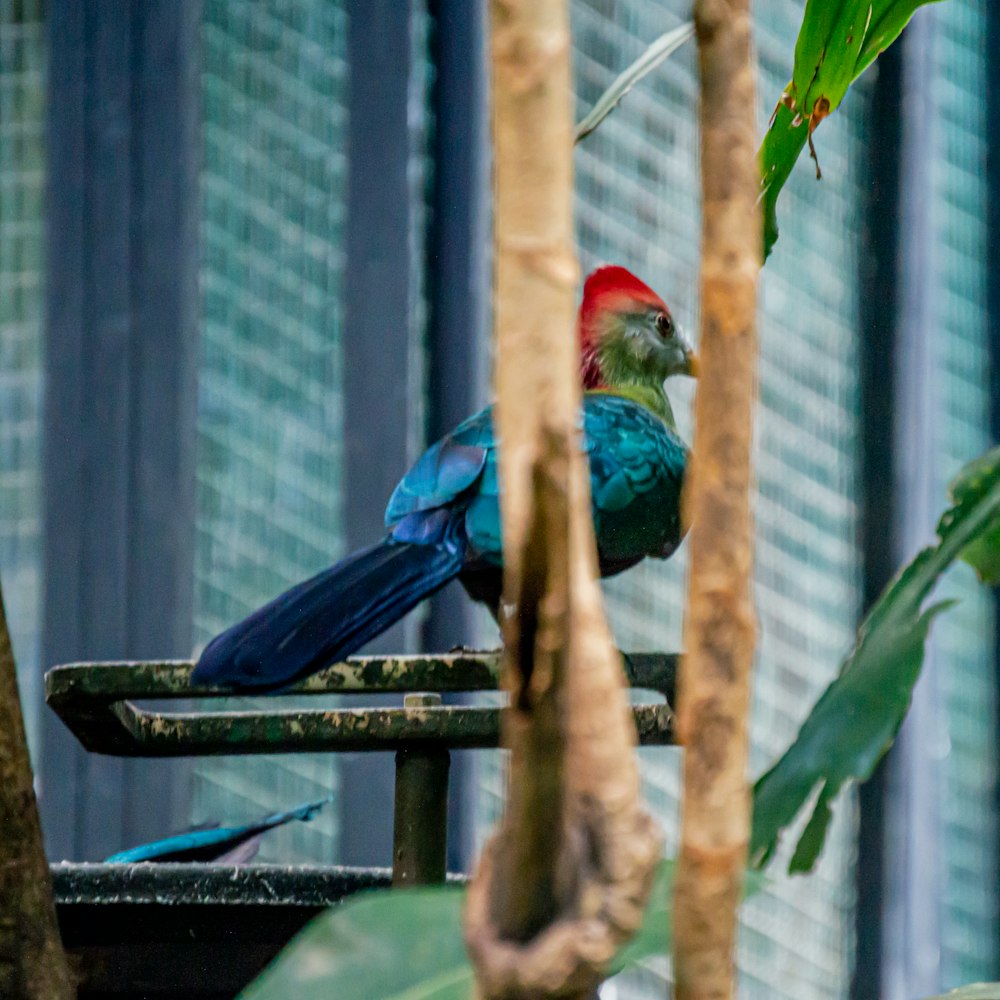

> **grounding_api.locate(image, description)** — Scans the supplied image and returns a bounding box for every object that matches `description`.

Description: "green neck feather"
[592,343,675,428]
[588,383,677,430]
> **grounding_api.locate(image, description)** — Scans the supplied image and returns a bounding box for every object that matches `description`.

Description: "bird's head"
[578,265,697,392]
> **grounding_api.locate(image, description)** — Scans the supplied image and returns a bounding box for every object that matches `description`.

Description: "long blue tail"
[105,797,333,864]
[192,523,465,691]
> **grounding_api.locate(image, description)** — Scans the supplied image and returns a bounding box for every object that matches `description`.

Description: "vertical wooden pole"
[464,1,661,996]
[674,0,761,996]
[0,583,73,999]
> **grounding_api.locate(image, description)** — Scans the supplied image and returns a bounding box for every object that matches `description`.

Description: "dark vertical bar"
[393,696,450,885]
[424,0,491,452]
[986,0,1000,975]
[122,0,201,848]
[340,0,417,868]
[881,15,943,996]
[424,0,491,874]
[40,0,88,862]
[852,41,904,1000]
[75,0,133,858]
[41,0,200,860]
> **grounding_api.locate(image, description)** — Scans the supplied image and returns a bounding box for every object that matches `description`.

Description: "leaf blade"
[953,448,1000,584]
[751,446,1000,872]
[238,886,471,1000]
[761,0,941,257]
[239,859,764,998]
[574,23,695,143]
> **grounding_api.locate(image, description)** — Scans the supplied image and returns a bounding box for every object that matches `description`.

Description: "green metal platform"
[45,652,677,756]
[45,651,677,997]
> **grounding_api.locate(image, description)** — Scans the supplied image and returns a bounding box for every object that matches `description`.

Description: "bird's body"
[389,389,688,607]
[193,266,695,691]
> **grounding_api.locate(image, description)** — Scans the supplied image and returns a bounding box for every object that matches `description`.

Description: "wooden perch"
[673,0,761,997]
[463,1,662,997]
[0,582,74,999]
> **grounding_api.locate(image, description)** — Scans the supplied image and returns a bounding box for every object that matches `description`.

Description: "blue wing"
[385,410,491,526]
[384,394,687,572]
[584,393,687,567]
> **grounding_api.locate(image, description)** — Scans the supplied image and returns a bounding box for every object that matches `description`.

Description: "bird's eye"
[655,312,674,339]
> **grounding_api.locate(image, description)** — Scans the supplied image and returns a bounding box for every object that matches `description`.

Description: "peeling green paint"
[46,652,677,757]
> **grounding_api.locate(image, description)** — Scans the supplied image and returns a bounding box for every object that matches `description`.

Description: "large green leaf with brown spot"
[761,0,945,257]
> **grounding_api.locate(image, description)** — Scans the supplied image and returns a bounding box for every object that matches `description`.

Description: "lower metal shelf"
[53,862,395,999]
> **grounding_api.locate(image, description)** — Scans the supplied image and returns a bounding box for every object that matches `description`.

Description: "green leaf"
[751,445,1000,873]
[612,860,764,971]
[240,860,763,998]
[792,0,869,119]
[759,102,809,256]
[239,886,472,1000]
[856,1,944,78]
[954,449,1000,584]
[923,986,1000,1000]
[610,859,675,973]
[761,0,944,257]
[575,23,695,143]
[960,526,1000,585]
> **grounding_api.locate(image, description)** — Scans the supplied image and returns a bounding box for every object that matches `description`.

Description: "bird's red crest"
[579,265,670,389]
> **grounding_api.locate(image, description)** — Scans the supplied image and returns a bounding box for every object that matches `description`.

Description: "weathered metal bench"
[46,652,677,997]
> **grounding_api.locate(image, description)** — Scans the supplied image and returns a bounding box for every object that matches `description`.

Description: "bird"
[104,797,332,864]
[192,265,696,692]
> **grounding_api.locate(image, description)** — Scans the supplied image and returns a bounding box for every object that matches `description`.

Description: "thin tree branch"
[673,0,761,997]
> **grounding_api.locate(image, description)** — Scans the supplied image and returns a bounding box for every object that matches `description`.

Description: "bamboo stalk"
[0,582,75,999]
[463,1,661,996]
[673,0,761,996]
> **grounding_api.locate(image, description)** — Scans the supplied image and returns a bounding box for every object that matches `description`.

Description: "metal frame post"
[40,0,200,861]
[392,694,451,885]
[851,43,902,1000]
[423,0,491,875]
[880,16,944,996]
[339,0,422,868]
[852,37,904,999]
[854,14,955,998]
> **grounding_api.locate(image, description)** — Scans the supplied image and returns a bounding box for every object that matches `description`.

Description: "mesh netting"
[192,0,350,862]
[0,0,995,981]
[926,0,998,985]
[0,0,45,756]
